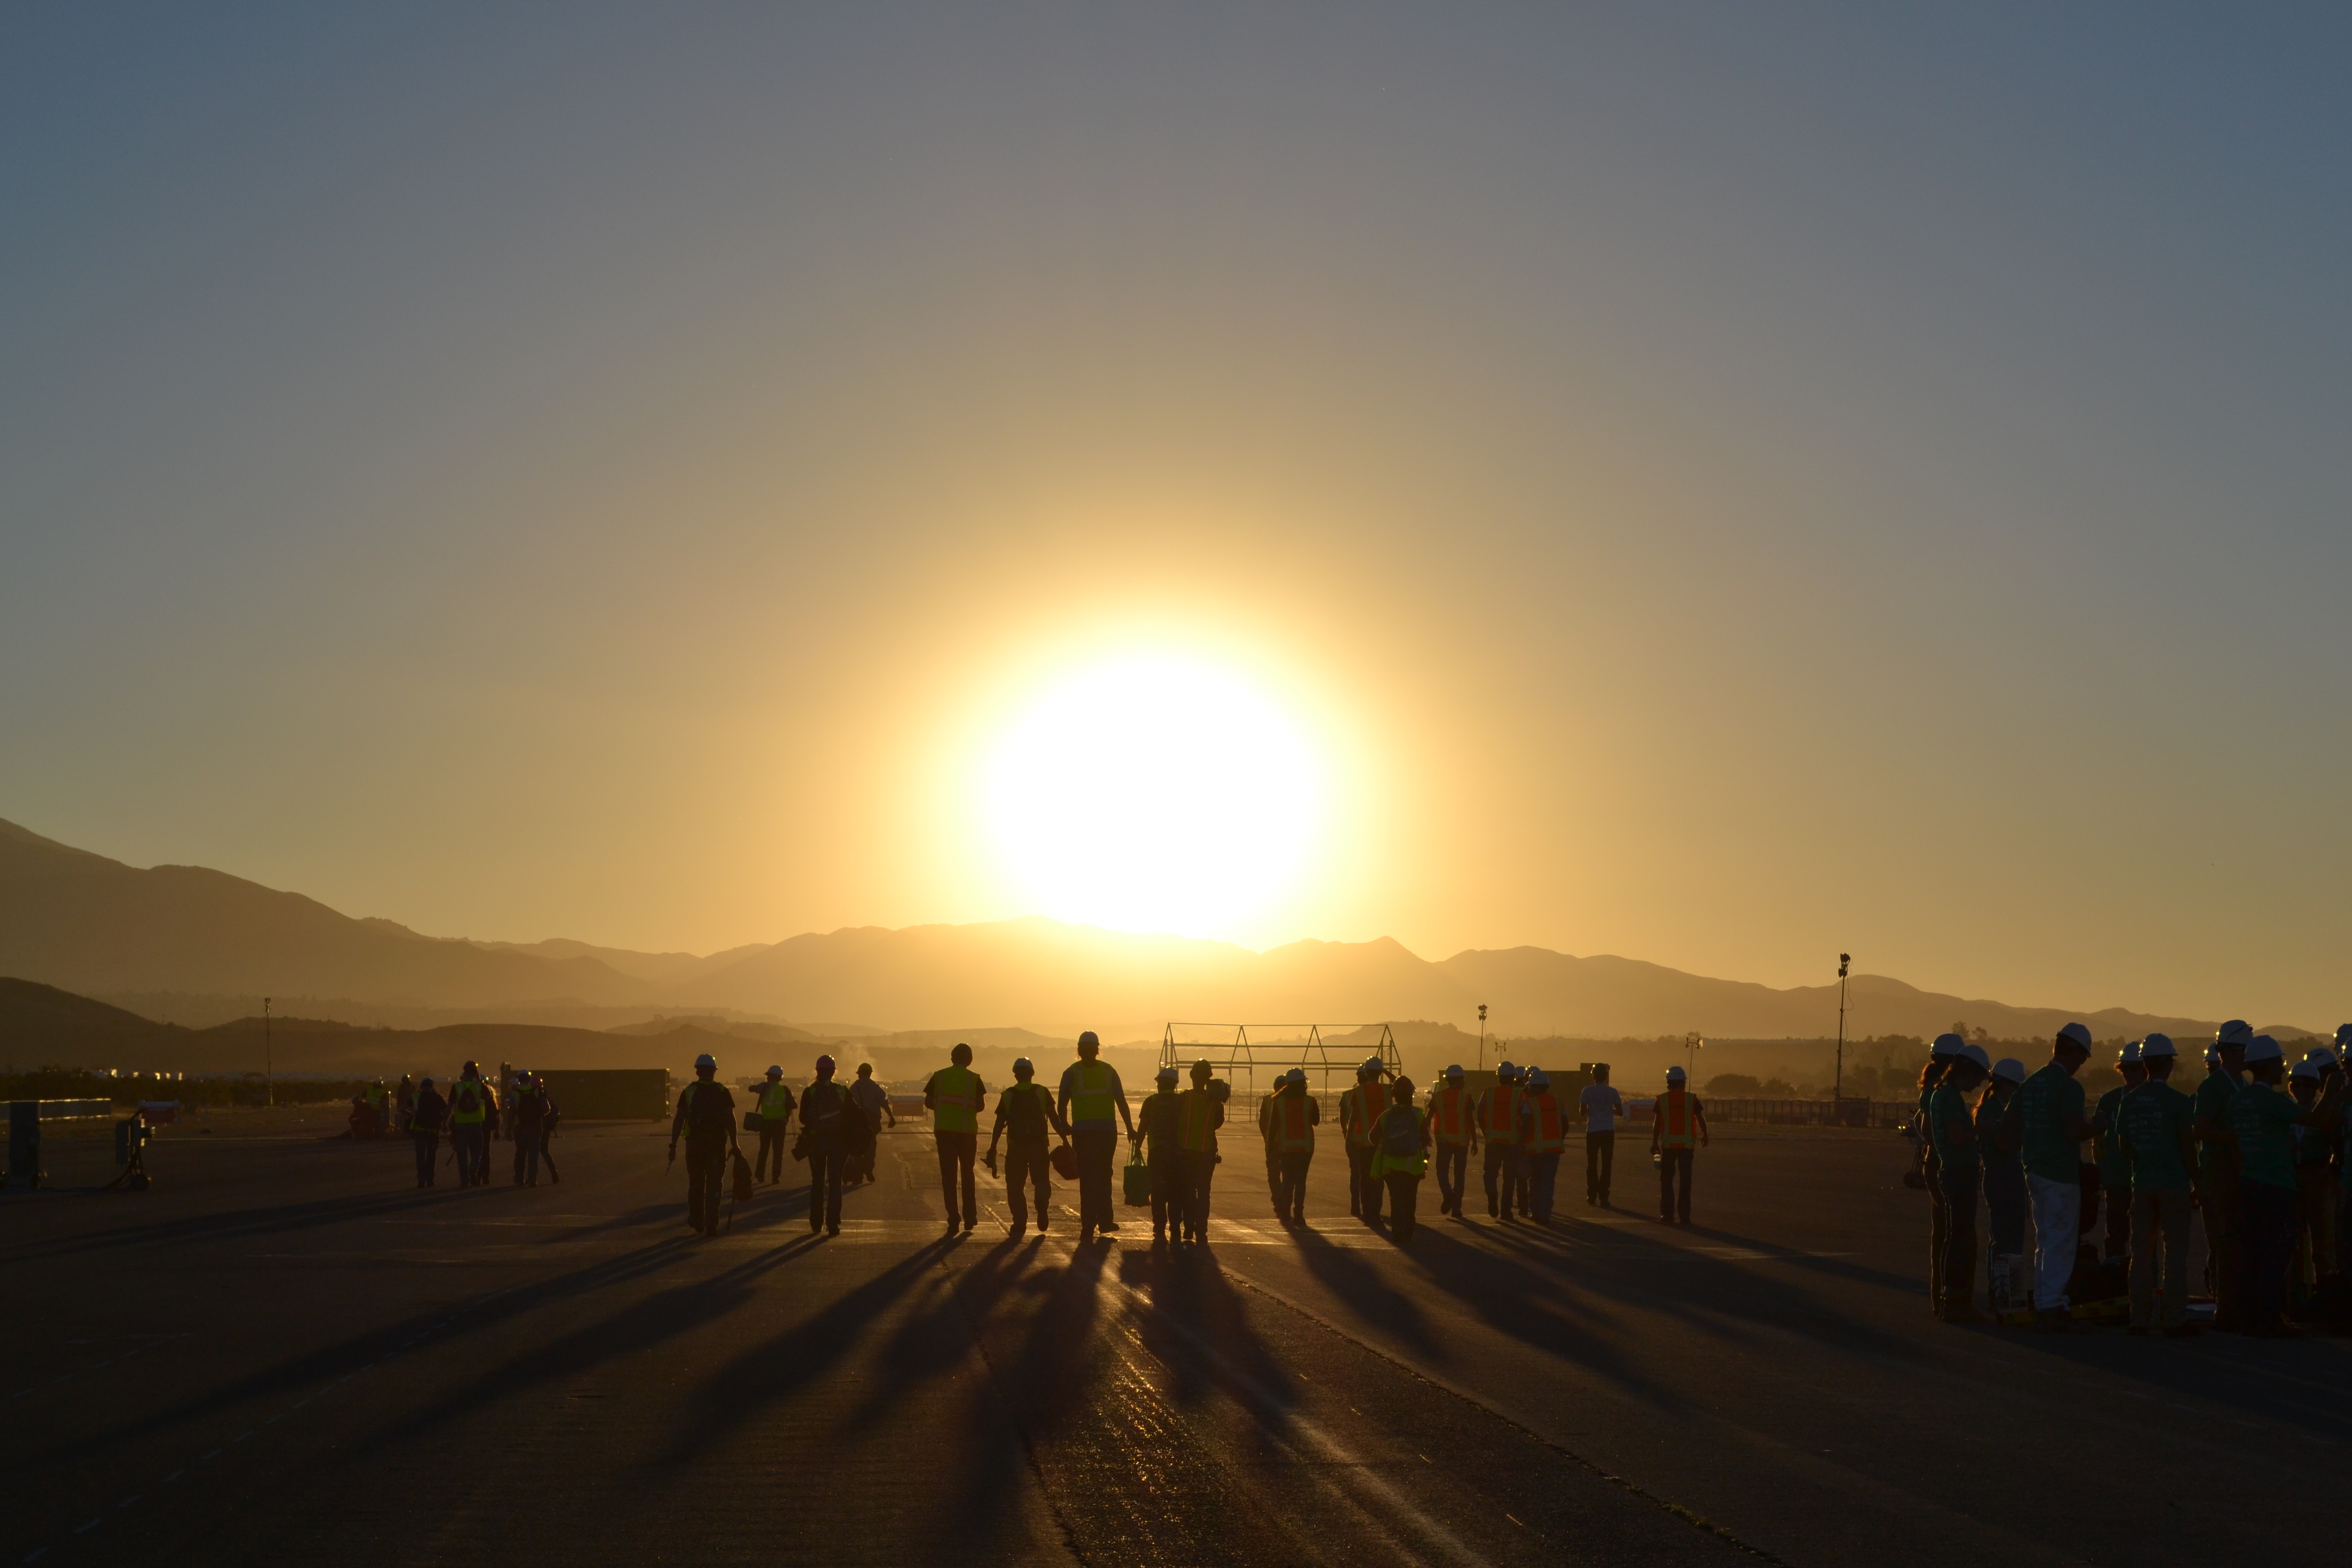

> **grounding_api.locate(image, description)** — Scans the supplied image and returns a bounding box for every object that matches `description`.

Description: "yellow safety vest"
[1068,1060,1115,1124]
[758,1083,793,1120]
[450,1080,486,1125]
[930,1065,982,1134]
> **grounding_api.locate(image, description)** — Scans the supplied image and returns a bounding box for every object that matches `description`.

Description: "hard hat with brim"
[1444,1063,1464,1079]
[2291,1057,2322,1081]
[1992,1058,2026,1084]
[2118,1040,2142,1064]
[2140,1033,2176,1058]
[766,1064,783,1076]
[1156,1066,1180,1084]
[1527,1067,1550,1089]
[2310,1046,2342,1070]
[694,1053,718,1069]
[1012,1057,1034,1075]
[2057,1022,2094,1050]
[2245,1035,2285,1065]
[1497,1061,1518,1079]
[1958,1044,1991,1071]
[2217,1019,2254,1049]
[1931,1034,1966,1057]
[2336,1023,2352,1050]
[1665,1065,1687,1082]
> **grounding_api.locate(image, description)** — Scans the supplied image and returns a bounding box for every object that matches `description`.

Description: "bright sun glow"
[984,656,1325,938]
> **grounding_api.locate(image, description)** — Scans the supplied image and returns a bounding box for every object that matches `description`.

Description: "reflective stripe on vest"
[1483,1086,1518,1142]
[1431,1085,1470,1144]
[451,1081,486,1124]
[1660,1090,1698,1149]
[1069,1061,1114,1123]
[1526,1091,1564,1153]
[1178,1089,1218,1153]
[1274,1092,1314,1152]
[932,1065,981,1134]
[759,1083,793,1120]
[1349,1081,1390,1143]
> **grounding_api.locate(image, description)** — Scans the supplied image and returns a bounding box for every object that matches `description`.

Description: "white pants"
[2027,1172,2078,1312]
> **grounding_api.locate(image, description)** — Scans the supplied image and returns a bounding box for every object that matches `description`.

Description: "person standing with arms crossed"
[925,1043,987,1236]
[1580,1064,1624,1208]
[1651,1064,1708,1224]
[1058,1032,1134,1245]
[669,1052,739,1236]
[2004,1022,2096,1332]
[985,1056,1069,1239]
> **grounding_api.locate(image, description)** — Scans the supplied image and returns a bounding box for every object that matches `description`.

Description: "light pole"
[1684,1031,1703,1081]
[263,995,274,1108]
[1477,1004,1488,1072]
[1833,954,1851,1102]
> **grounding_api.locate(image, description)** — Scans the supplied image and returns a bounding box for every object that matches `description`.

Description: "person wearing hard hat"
[1266,1068,1320,1225]
[1926,1043,1992,1321]
[1476,1062,1524,1222]
[2286,1055,2336,1312]
[2331,1028,2352,1285]
[1427,1064,1476,1218]
[669,1053,740,1236]
[848,1062,895,1184]
[1256,1071,1283,1207]
[1649,1064,1709,1224]
[752,1066,797,1186]
[1517,1068,1567,1224]
[1058,1032,1135,1244]
[985,1057,1070,1240]
[507,1072,550,1188]
[1340,1056,1394,1222]
[1368,1076,1431,1241]
[2002,1022,2098,1330]
[1977,1057,2029,1314]
[1137,1065,1186,1245]
[798,1054,856,1237]
[2091,1042,2149,1264]
[409,1075,447,1189]
[1915,1036,1964,1309]
[2192,1020,2252,1329]
[2118,1033,2198,1335]
[1580,1063,1624,1209]
[1173,1060,1228,1243]
[924,1043,988,1237]
[448,1061,492,1187]
[395,1072,416,1137]
[2228,1035,2347,1336]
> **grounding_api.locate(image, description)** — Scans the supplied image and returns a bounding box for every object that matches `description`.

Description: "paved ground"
[5,1109,2348,1566]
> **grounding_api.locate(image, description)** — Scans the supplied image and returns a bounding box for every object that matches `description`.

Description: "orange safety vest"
[1482,1084,1520,1143]
[1177,1088,1220,1154]
[1525,1091,1564,1153]
[1659,1089,1699,1149]
[1348,1080,1390,1144]
[1430,1085,1472,1145]
[1272,1091,1315,1153]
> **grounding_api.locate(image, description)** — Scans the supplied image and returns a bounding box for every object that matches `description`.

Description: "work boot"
[1100,1219,1120,1233]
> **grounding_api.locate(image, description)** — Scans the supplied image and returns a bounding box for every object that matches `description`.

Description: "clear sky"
[4,7,2347,1025]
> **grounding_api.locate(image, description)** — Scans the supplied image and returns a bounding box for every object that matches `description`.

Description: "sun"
[983,655,1325,939]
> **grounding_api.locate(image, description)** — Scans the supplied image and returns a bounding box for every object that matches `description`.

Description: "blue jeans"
[1527,1151,1561,1221]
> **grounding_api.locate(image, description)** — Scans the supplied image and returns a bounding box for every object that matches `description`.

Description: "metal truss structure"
[1157,1022,1403,1099]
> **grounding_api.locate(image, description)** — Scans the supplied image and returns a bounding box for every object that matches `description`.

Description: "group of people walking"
[396,1063,561,1189]
[1920,1020,2350,1337]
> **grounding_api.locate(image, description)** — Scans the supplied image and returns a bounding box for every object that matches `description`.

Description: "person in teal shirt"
[2004,1022,2095,1330]
[2117,1033,2198,1335]
[2091,1041,2147,1262]
[2227,1035,2344,1337]
[2194,1022,2251,1329]
[1928,1044,1991,1324]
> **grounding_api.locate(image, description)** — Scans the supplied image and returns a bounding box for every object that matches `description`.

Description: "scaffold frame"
[1158,1022,1403,1099]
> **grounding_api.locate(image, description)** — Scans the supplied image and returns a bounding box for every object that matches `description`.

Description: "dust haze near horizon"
[4,9,2349,1027]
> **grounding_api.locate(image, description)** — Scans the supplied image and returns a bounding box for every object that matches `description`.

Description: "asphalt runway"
[6,1111,2348,1566]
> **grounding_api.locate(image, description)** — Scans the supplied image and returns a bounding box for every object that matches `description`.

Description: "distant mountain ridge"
[0,814,2292,1048]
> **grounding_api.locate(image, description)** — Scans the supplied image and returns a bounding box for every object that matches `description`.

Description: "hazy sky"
[5,7,2348,1025]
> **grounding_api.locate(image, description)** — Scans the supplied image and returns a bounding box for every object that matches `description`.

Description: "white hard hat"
[2290,1056,2322,1081]
[2141,1032,2175,1059]
[1011,1056,1034,1074]
[1497,1060,1518,1079]
[2057,1022,2094,1050]
[2310,1046,2341,1070]
[1958,1044,1991,1071]
[766,1064,783,1076]
[2204,1043,2222,1065]
[2118,1040,2143,1064]
[1156,1065,1180,1084]
[1444,1063,1464,1079]
[2336,1023,2352,1050]
[1992,1058,2026,1084]
[693,1052,717,1069]
[1527,1068,1550,1089]
[1930,1033,1966,1057]
[1360,1056,1385,1076]
[1665,1064,1687,1083]
[2217,1019,2253,1049]
[2245,1034,2285,1065]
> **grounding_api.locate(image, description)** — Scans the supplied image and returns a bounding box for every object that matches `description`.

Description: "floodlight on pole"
[1684,1031,1703,1079]
[1833,954,1851,1101]
[1478,1004,1488,1072]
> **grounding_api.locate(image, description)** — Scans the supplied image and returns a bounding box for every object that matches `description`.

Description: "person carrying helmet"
[1977,1056,2029,1312]
[848,1062,895,1184]
[2091,1042,2149,1262]
[2192,1022,2250,1328]
[1137,1065,1186,1245]
[799,1055,856,1237]
[1427,1064,1475,1217]
[2118,1033,2198,1335]
[1339,1058,1392,1221]
[1368,1076,1431,1241]
[1517,1068,1567,1223]
[1651,1065,1709,1224]
[925,1043,988,1236]
[1477,1062,1523,1221]
[2230,1034,2346,1336]
[1175,1061,1228,1243]
[1927,1043,1992,1321]
[1266,1067,1320,1224]
[752,1066,797,1185]
[2001,1021,2097,1330]
[409,1075,447,1189]
[448,1062,492,1187]
[986,1056,1069,1238]
[1058,1032,1135,1244]
[1580,1063,1623,1208]
[670,1053,740,1236]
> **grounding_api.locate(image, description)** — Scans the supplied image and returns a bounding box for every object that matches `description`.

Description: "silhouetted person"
[800,1054,855,1237]
[1477,1062,1522,1221]
[849,1062,895,1184]
[670,1052,739,1236]
[926,1043,987,1236]
[1915,1037,1958,1308]
[2092,1041,2149,1261]
[1059,1032,1134,1244]
[1174,1060,1226,1243]
[986,1056,1069,1238]
[1978,1058,2028,1311]
[2118,1033,2197,1335]
[534,1074,561,1185]
[1580,1064,1623,1207]
[1341,1058,1392,1221]
[2004,1022,2095,1330]
[410,1076,447,1189]
[1266,1067,1319,1224]
[2193,1022,2251,1329]
[1927,1044,1991,1322]
[510,1075,549,1187]
[1428,1063,1475,1217]
[1517,1067,1566,1223]
[2229,1034,2345,1337]
[449,1062,492,1187]
[1138,1066,1184,1245]
[749,1065,796,1185]
[1650,1064,1708,1224]
[1370,1076,1430,1241]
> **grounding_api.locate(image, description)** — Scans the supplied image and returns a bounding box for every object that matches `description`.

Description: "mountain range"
[0,814,2299,1053]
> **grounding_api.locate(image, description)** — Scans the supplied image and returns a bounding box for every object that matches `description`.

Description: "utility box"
[530,1068,667,1121]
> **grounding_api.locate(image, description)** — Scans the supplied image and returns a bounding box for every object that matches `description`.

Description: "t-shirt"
[2012,1062,2087,1184]
[2092,1085,2133,1185]
[849,1077,889,1118]
[1927,1084,1978,1171]
[1580,1083,1625,1133]
[2227,1081,2300,1191]
[1974,1091,2022,1180]
[2192,1069,2242,1176]
[2118,1081,2193,1193]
